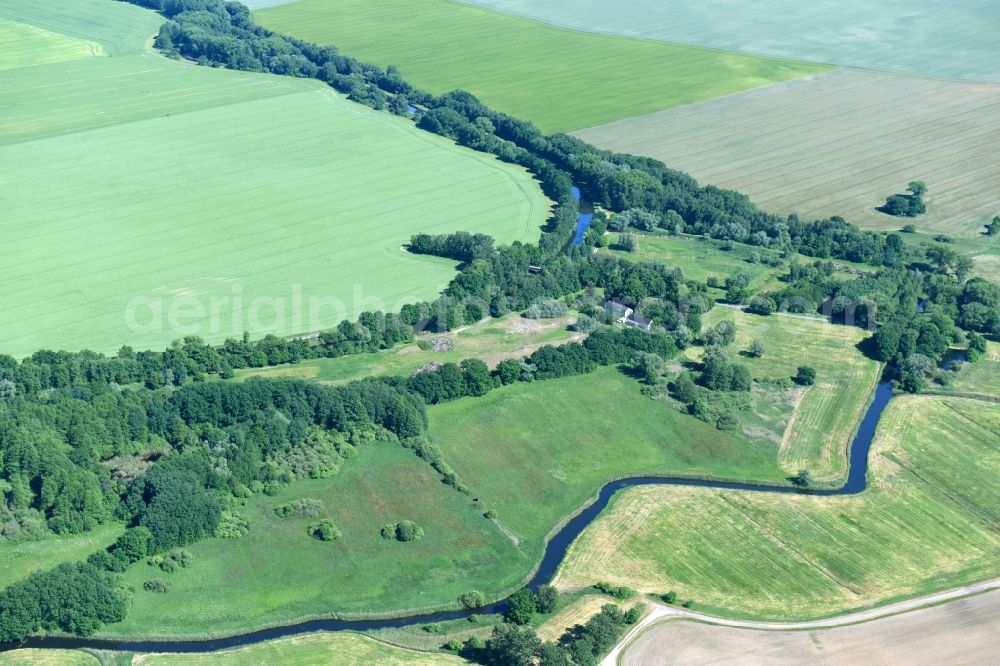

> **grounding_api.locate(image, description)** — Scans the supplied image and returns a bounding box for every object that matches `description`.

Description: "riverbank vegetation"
[554,396,1000,619]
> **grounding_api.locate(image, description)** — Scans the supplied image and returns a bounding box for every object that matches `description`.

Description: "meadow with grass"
[427,366,787,558]
[0,0,546,357]
[236,312,583,384]
[107,445,525,639]
[0,650,98,666]
[554,396,1000,620]
[0,525,122,590]
[133,632,466,665]
[604,234,877,294]
[691,308,882,482]
[254,0,827,133]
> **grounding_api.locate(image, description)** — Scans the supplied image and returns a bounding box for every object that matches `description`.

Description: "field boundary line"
[447,1,1000,89]
[605,579,1000,665]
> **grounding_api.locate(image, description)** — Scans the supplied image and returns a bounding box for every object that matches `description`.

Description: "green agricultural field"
[0,0,161,57]
[254,0,828,133]
[0,0,546,358]
[427,366,787,560]
[135,632,465,665]
[0,523,122,590]
[462,0,1000,79]
[554,395,1000,620]
[236,312,583,384]
[950,342,1000,396]
[0,17,102,71]
[0,650,97,666]
[106,444,526,639]
[577,71,1000,240]
[694,308,881,482]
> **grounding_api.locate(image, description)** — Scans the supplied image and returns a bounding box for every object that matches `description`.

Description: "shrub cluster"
[274,498,325,519]
[381,520,424,543]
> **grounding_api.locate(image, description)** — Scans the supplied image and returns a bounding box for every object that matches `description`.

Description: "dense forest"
[1,0,997,643]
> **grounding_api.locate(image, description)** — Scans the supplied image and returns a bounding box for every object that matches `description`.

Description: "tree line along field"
[621,590,1000,665]
[694,308,881,482]
[553,396,1000,620]
[461,0,1000,80]
[253,0,828,134]
[0,0,547,358]
[235,311,584,385]
[576,70,1000,243]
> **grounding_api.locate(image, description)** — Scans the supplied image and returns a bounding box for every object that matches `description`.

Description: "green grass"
[0,0,546,357]
[899,230,1000,283]
[555,395,1000,620]
[0,650,98,666]
[0,523,123,590]
[254,0,829,133]
[950,342,1000,395]
[605,234,876,292]
[106,444,526,639]
[134,632,466,665]
[235,311,582,384]
[605,235,785,292]
[427,367,787,559]
[694,308,881,481]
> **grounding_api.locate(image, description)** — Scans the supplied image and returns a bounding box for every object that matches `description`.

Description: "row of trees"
[126,0,927,270]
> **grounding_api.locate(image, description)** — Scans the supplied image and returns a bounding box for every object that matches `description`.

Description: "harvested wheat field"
[622,590,1000,665]
[576,70,1000,238]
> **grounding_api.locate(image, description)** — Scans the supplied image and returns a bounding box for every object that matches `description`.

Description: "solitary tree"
[618,232,638,253]
[794,366,817,385]
[747,338,766,358]
[792,469,814,487]
[986,216,1000,236]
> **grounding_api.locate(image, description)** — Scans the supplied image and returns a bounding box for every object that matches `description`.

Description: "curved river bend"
[3,382,893,653]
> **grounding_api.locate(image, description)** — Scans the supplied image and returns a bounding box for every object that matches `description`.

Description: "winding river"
[3,380,895,653]
[571,186,594,244]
